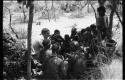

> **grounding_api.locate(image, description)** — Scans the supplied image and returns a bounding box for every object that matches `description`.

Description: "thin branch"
[4,6,26,49]
[22,6,26,22]
[89,1,97,19]
[111,0,123,26]
[9,15,19,39]
[3,6,19,39]
[114,10,123,26]
[79,1,88,10]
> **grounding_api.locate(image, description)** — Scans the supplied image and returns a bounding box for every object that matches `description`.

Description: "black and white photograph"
[3,0,123,80]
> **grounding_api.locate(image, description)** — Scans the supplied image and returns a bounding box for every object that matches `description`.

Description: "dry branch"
[89,1,97,19]
[79,1,88,11]
[114,10,123,26]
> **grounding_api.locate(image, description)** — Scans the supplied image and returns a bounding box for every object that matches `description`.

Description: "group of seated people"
[31,23,117,79]
[32,24,104,65]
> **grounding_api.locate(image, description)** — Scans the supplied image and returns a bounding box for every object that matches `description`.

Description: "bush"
[3,32,28,80]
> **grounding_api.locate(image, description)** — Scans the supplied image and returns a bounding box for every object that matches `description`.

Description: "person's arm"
[39,36,44,48]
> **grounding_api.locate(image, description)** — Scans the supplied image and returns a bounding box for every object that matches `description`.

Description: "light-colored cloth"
[32,35,44,55]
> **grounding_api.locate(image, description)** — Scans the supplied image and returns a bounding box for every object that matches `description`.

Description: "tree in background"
[106,0,122,37]
[19,4,27,22]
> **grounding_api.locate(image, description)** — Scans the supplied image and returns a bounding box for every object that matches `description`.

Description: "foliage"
[3,32,28,79]
[105,0,122,16]
[3,1,122,79]
[17,0,34,8]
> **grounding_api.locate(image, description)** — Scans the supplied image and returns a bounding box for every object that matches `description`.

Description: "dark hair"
[85,27,91,32]
[54,29,60,34]
[42,39,51,47]
[41,28,50,35]
[73,35,79,41]
[71,27,77,33]
[64,34,70,40]
[81,29,85,34]
[90,24,96,30]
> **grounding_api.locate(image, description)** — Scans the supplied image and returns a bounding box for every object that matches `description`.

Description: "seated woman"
[50,29,64,45]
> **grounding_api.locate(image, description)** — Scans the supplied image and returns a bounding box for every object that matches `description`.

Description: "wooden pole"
[27,2,34,80]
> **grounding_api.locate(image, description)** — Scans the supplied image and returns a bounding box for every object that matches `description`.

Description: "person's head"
[81,29,85,34]
[44,49,52,58]
[90,24,97,30]
[73,35,79,41]
[52,43,60,53]
[97,6,106,17]
[42,39,51,50]
[71,27,77,35]
[54,29,60,35]
[70,41,80,52]
[85,27,91,32]
[40,28,50,38]
[64,34,70,40]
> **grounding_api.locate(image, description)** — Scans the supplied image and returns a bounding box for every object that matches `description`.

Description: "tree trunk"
[87,1,89,13]
[98,0,106,6]
[27,3,34,80]
[109,10,114,37]
[97,0,106,42]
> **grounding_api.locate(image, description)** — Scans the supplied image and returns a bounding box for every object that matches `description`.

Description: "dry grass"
[100,20,123,80]
[15,27,27,39]
[99,59,122,80]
